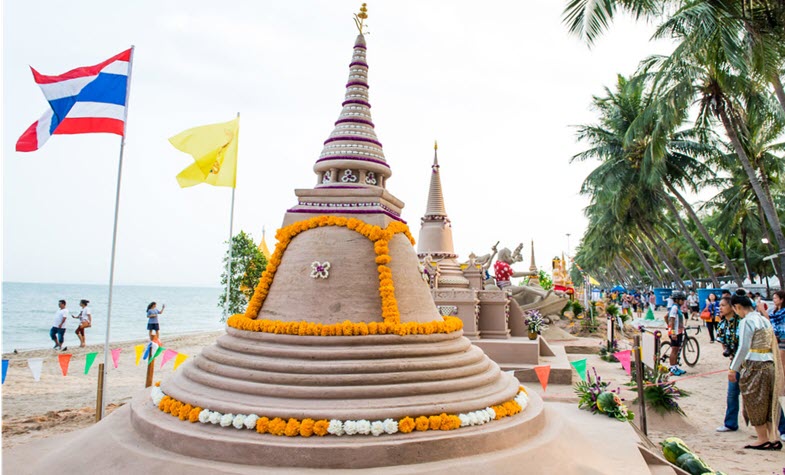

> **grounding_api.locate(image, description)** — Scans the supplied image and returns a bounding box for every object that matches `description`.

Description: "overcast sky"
[3,1,674,287]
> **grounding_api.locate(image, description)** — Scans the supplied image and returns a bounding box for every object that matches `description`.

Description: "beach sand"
[542,312,785,475]
[3,323,784,473]
[2,331,221,448]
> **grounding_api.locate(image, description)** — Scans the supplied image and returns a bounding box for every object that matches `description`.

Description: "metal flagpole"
[224,187,236,316]
[223,112,240,317]
[99,45,135,420]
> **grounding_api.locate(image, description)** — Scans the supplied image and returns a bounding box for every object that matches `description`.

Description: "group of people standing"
[48,299,165,349]
[701,289,784,450]
[607,290,656,318]
[49,299,92,350]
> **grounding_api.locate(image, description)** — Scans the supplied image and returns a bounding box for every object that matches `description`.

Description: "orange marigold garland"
[151,386,530,438]
[226,315,462,337]
[313,420,330,436]
[243,216,416,325]
[398,416,415,433]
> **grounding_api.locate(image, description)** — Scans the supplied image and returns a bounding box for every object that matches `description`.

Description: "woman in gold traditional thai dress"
[729,291,784,450]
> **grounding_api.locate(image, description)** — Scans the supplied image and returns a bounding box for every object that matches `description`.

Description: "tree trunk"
[757,201,782,279]
[771,74,785,116]
[757,162,785,277]
[630,239,662,287]
[630,239,664,286]
[610,264,626,288]
[665,182,742,286]
[663,193,721,287]
[619,256,645,286]
[635,239,667,286]
[741,228,752,282]
[647,223,698,287]
[639,225,687,290]
[615,258,636,288]
[639,230,681,288]
[718,108,785,285]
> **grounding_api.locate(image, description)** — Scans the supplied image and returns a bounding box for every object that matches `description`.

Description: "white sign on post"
[641,332,657,370]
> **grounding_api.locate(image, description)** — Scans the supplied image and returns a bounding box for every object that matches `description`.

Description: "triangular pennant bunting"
[2,359,9,384]
[58,354,72,376]
[173,353,188,371]
[149,346,165,365]
[111,348,122,369]
[533,365,551,392]
[570,358,587,381]
[135,345,145,366]
[160,349,178,369]
[84,352,98,374]
[28,358,44,382]
[614,350,632,376]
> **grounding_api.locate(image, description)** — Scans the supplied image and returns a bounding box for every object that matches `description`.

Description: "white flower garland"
[151,387,529,437]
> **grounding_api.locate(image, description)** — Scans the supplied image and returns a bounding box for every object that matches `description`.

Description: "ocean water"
[2,282,225,352]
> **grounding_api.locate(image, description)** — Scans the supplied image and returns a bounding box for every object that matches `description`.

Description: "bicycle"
[658,325,701,367]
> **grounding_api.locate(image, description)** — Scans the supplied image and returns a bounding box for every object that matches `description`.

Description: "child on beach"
[71,299,92,348]
[146,302,165,344]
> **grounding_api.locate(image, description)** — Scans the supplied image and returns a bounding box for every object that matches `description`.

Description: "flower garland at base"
[226,315,463,337]
[243,216,416,325]
[151,385,529,438]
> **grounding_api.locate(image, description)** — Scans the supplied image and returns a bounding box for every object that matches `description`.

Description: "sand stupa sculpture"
[5,8,670,474]
[417,142,471,290]
[129,6,533,469]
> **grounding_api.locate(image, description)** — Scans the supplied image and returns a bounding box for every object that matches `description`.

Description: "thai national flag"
[16,48,133,152]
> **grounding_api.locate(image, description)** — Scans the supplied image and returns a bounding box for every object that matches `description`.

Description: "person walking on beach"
[703,293,720,343]
[716,295,740,432]
[50,299,68,351]
[687,290,699,321]
[667,291,687,376]
[147,301,165,343]
[729,290,783,450]
[760,290,785,440]
[71,299,92,348]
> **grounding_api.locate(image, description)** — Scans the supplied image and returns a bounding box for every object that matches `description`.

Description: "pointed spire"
[313,5,391,190]
[529,240,537,273]
[424,141,447,218]
[258,226,272,260]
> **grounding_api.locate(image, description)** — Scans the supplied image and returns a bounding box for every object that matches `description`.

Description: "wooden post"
[633,335,647,435]
[95,363,105,423]
[653,330,662,370]
[145,359,155,388]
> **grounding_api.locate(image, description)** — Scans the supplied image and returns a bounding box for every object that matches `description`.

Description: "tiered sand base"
[3,395,658,474]
[131,389,544,468]
[162,328,519,422]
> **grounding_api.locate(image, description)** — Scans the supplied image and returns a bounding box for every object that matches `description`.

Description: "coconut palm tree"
[563,0,785,281]
[645,40,785,283]
[563,0,785,113]
[704,96,785,278]
[573,74,734,285]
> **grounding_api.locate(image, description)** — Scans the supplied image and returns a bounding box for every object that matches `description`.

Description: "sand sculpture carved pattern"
[341,169,358,182]
[310,261,331,279]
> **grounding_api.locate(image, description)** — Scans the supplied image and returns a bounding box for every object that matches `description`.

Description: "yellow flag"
[173,353,189,371]
[134,344,145,366]
[169,117,240,188]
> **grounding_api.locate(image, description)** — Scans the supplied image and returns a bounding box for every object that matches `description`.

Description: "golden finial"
[434,140,438,150]
[353,3,368,35]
